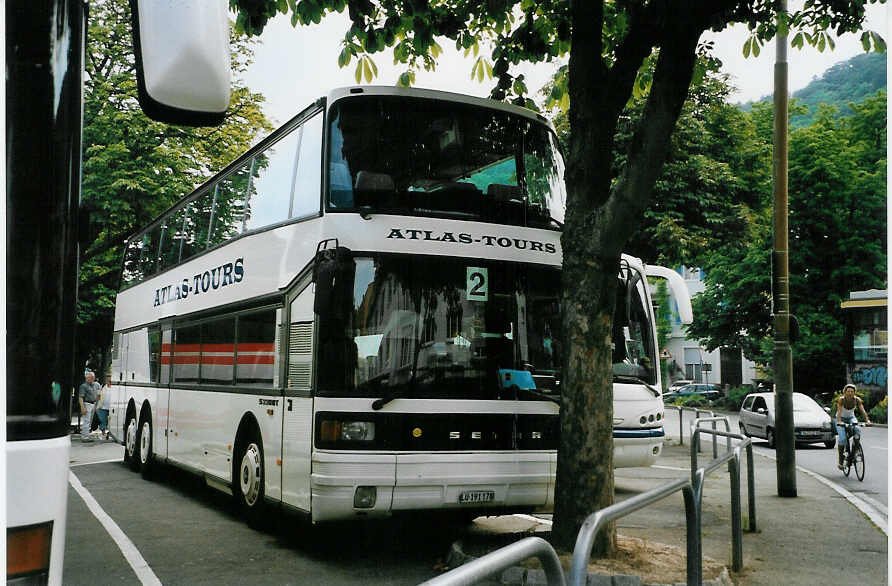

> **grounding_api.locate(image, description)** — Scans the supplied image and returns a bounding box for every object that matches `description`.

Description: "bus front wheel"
[234,431,266,525]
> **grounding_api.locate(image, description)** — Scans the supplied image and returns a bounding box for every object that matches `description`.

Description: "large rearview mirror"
[130,0,231,126]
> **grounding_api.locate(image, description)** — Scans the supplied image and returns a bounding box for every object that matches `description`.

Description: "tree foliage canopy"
[78,0,272,368]
[688,89,887,390]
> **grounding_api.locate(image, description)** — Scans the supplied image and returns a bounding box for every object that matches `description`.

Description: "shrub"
[723,386,750,412]
[869,396,887,424]
[675,394,708,408]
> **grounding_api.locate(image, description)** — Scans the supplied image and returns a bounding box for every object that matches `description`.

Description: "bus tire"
[234,429,266,525]
[124,413,139,472]
[138,412,155,480]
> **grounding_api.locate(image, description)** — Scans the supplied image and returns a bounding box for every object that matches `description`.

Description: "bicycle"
[840,421,865,481]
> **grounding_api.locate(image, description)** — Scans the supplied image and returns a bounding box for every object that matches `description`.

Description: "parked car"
[663,383,722,402]
[738,392,835,449]
[667,379,694,393]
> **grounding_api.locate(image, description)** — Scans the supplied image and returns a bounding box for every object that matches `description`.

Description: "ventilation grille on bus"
[288,321,313,389]
[289,322,313,354]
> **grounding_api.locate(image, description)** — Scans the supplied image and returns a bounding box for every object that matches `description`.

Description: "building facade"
[656,267,757,390]
[842,289,888,394]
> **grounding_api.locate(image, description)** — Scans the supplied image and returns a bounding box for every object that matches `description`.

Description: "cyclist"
[835,383,871,470]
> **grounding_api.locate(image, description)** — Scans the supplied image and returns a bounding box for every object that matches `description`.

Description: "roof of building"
[841,289,887,309]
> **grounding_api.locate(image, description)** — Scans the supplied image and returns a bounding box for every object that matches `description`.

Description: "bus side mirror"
[313,242,351,315]
[313,250,337,315]
[130,0,231,126]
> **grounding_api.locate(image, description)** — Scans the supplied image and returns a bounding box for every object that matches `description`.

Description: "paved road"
[662,408,888,512]
[64,437,464,585]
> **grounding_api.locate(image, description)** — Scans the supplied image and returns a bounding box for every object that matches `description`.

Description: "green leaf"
[354,60,363,84]
[752,39,760,57]
[870,31,886,53]
[777,11,790,37]
[791,32,804,49]
[743,37,751,58]
[826,34,835,51]
[818,33,826,52]
[861,31,872,52]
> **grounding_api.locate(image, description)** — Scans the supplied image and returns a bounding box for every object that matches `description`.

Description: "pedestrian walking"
[78,371,100,442]
[97,377,113,440]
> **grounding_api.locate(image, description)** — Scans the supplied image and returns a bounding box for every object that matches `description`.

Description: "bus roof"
[124,86,556,244]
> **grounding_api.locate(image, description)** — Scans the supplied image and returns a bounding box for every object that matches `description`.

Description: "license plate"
[799,430,820,436]
[458,490,495,504]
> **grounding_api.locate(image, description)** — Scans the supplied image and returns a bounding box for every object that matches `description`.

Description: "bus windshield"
[316,255,563,400]
[316,254,658,399]
[327,95,566,228]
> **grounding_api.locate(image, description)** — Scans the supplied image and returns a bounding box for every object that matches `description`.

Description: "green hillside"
[739,52,886,127]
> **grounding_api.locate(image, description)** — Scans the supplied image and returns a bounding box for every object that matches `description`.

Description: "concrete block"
[499,566,526,585]
[611,575,642,586]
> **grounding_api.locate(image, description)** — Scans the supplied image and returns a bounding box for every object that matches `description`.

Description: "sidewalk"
[458,436,888,585]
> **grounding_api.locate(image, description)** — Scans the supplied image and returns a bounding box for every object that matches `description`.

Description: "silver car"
[739,392,835,449]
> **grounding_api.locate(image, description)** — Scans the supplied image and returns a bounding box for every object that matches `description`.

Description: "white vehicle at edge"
[109,86,692,525]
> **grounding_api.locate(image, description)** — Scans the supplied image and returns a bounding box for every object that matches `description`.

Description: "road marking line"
[70,458,122,467]
[854,493,889,516]
[68,472,162,585]
[512,513,553,526]
[753,451,887,536]
[652,464,690,471]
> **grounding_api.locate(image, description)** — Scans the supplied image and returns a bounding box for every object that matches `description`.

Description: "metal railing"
[419,536,565,586]
[568,477,699,585]
[664,405,715,448]
[692,416,730,459]
[424,416,757,586]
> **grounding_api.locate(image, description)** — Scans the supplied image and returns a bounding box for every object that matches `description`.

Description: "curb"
[444,540,734,586]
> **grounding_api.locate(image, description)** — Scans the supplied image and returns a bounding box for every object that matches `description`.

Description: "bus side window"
[236,309,278,387]
[290,112,323,219]
[180,190,215,262]
[157,207,189,273]
[201,318,236,385]
[245,125,302,232]
[139,227,160,280]
[211,163,251,243]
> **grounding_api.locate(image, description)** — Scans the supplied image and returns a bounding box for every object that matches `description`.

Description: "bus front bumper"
[310,450,555,522]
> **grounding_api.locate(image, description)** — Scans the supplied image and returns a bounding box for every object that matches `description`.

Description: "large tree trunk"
[552,244,620,552]
[550,0,711,555]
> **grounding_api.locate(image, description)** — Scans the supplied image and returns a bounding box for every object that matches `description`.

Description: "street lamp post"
[773,0,797,497]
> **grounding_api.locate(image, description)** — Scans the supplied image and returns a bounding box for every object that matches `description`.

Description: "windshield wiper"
[516,386,561,405]
[370,380,414,410]
[612,374,661,397]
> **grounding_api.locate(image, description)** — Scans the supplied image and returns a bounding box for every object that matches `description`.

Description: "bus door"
[280,282,315,512]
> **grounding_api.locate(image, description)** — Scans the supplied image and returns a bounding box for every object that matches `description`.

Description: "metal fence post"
[682,483,700,586]
[691,468,705,586]
[729,452,743,572]
[746,441,757,532]
[679,407,684,446]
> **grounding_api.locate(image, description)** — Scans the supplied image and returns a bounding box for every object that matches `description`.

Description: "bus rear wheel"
[124,415,139,472]
[234,431,266,525]
[138,414,155,480]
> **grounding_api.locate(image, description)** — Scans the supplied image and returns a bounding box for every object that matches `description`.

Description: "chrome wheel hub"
[240,443,262,507]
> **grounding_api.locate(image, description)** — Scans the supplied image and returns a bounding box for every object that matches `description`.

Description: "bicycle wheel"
[843,441,852,477]
[853,441,865,481]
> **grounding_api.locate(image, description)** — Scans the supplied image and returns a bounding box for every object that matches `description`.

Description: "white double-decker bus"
[109,86,691,523]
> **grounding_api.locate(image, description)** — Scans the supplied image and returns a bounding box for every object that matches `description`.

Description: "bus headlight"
[354,486,377,509]
[320,420,376,442]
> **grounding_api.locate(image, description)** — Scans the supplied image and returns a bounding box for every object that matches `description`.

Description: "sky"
[242,3,888,130]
